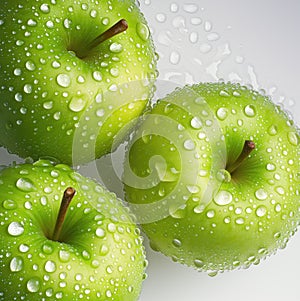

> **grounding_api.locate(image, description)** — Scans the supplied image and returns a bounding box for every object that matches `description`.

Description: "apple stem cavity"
[227,140,255,174]
[52,187,76,242]
[78,19,128,58]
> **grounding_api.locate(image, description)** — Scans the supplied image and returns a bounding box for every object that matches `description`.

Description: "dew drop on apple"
[59,250,71,262]
[16,178,35,192]
[40,3,50,13]
[15,92,23,102]
[216,107,228,120]
[44,260,56,273]
[56,74,71,88]
[136,22,150,41]
[172,238,182,247]
[19,244,30,253]
[99,244,109,256]
[92,71,103,82]
[287,131,299,146]
[244,104,256,117]
[256,205,267,217]
[206,210,215,218]
[42,243,54,254]
[25,60,36,71]
[194,259,204,268]
[190,116,202,129]
[69,97,86,112]
[214,190,233,206]
[109,42,123,53]
[24,84,33,94]
[267,125,278,136]
[255,188,268,200]
[2,199,17,210]
[235,217,245,225]
[96,227,106,238]
[193,204,205,214]
[183,139,195,150]
[14,68,22,76]
[27,277,40,293]
[10,256,23,272]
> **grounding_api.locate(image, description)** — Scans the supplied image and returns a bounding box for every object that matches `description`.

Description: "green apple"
[0,160,147,300]
[124,82,300,274]
[0,0,157,165]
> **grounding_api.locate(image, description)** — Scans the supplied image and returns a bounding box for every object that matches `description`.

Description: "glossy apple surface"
[0,160,146,300]
[124,82,300,273]
[0,0,157,165]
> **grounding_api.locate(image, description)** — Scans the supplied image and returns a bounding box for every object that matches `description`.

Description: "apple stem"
[79,19,128,58]
[52,187,76,242]
[227,140,255,174]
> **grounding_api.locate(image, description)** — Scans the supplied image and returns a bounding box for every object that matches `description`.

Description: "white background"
[0,1,299,300]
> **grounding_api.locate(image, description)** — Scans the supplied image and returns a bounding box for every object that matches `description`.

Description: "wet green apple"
[0,0,157,165]
[0,160,146,300]
[124,82,300,274]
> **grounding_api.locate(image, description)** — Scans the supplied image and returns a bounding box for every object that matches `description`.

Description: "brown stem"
[227,140,255,174]
[84,19,128,55]
[52,187,76,242]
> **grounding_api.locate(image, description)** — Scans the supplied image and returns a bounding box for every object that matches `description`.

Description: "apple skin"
[0,0,157,165]
[0,160,147,300]
[124,82,300,273]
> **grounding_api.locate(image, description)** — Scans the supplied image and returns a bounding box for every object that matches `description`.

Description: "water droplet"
[14,68,22,76]
[2,199,17,210]
[56,74,71,88]
[170,3,179,13]
[40,3,50,13]
[235,217,245,225]
[214,190,233,206]
[46,20,54,28]
[59,250,71,262]
[27,277,40,293]
[190,117,202,129]
[194,259,204,268]
[69,97,86,112]
[266,163,276,171]
[276,186,285,195]
[24,84,33,94]
[216,169,231,183]
[275,204,282,213]
[15,93,23,102]
[193,204,205,214]
[183,139,195,150]
[45,260,56,273]
[191,17,202,25]
[204,21,212,32]
[16,178,35,192]
[42,243,54,254]
[43,101,53,110]
[25,61,36,71]
[170,51,180,65]
[206,210,215,218]
[136,22,150,41]
[92,71,103,82]
[109,42,123,53]
[189,32,198,43]
[19,244,30,253]
[186,185,200,194]
[172,238,182,247]
[106,290,112,298]
[268,125,278,136]
[109,68,119,77]
[99,244,109,256]
[216,107,228,120]
[8,222,24,237]
[10,256,23,272]
[255,188,268,200]
[156,13,167,23]
[96,228,106,238]
[256,206,267,217]
[287,132,298,146]
[183,3,199,13]
[244,105,256,117]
